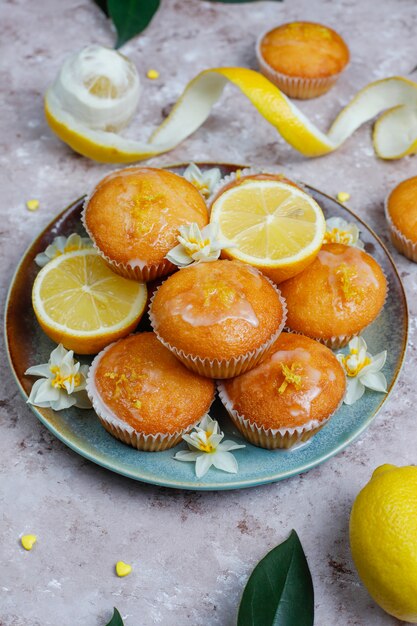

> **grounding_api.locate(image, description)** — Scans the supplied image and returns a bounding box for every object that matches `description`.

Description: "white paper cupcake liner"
[81,198,176,282]
[217,382,343,450]
[384,198,417,263]
[255,32,344,99]
[149,275,288,378]
[86,340,210,451]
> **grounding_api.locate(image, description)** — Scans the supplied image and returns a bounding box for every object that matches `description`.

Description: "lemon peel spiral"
[45,45,417,163]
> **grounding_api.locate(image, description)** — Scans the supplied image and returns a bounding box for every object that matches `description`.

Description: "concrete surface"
[1,0,416,624]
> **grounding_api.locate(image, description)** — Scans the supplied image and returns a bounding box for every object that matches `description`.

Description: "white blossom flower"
[324,217,364,249]
[25,344,91,410]
[182,163,221,198]
[337,336,387,405]
[174,414,245,478]
[166,222,231,267]
[35,233,92,267]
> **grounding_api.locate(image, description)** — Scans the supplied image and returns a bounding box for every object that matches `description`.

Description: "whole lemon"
[350,464,417,622]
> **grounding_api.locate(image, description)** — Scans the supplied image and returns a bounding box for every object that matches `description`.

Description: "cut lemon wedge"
[32,249,147,354]
[210,180,326,283]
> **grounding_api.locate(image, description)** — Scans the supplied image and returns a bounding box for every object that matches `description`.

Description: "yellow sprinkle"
[147,69,159,80]
[21,534,37,551]
[116,561,132,577]
[26,199,39,211]
[336,192,350,203]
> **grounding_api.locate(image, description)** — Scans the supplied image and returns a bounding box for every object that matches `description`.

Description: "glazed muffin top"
[84,167,208,267]
[150,259,286,361]
[386,176,417,242]
[259,22,349,79]
[221,332,346,429]
[279,243,387,339]
[89,332,215,435]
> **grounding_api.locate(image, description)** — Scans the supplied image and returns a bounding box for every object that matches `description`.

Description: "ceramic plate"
[5,164,408,491]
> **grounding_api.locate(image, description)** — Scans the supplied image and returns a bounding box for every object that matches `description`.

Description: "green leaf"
[105,607,124,626]
[107,0,160,48]
[92,0,109,16]
[238,530,314,626]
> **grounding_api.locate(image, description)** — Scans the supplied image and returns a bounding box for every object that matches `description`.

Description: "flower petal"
[195,454,214,478]
[25,363,51,378]
[165,244,192,267]
[49,344,69,366]
[349,336,367,353]
[360,371,387,393]
[212,450,238,474]
[364,350,387,374]
[218,440,246,452]
[344,378,365,405]
[174,450,200,462]
[50,394,77,411]
[74,390,93,409]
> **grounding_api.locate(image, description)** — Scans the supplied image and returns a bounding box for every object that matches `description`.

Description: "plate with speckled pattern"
[5,164,408,490]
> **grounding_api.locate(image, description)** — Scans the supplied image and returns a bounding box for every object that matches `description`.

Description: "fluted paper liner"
[385,197,417,263]
[149,276,288,379]
[87,341,210,451]
[217,382,343,450]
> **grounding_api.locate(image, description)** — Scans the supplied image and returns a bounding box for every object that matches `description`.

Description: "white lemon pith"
[45,45,417,163]
[32,249,147,354]
[210,180,325,283]
[350,464,417,623]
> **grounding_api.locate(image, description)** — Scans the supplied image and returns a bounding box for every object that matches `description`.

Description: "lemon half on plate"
[32,249,147,354]
[210,179,326,283]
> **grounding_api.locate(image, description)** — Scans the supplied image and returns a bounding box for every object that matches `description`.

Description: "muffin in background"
[218,332,346,449]
[279,243,387,348]
[87,332,215,451]
[149,259,287,378]
[257,21,349,99]
[385,176,417,262]
[83,167,209,282]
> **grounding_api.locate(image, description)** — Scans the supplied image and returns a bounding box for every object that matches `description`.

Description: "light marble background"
[1,0,416,624]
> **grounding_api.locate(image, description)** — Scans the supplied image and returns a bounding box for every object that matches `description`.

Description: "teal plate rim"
[4,163,409,491]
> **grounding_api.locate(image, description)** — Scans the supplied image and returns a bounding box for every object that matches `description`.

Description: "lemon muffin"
[279,243,387,348]
[218,332,346,449]
[83,167,209,281]
[87,332,215,451]
[149,259,287,378]
[386,176,417,262]
[257,21,350,99]
[209,172,326,284]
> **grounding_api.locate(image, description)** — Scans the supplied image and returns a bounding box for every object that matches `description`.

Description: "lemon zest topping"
[132,399,142,409]
[203,281,236,307]
[336,263,362,301]
[278,362,303,394]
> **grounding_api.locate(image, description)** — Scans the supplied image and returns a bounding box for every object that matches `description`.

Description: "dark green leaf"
[105,607,124,626]
[108,0,160,48]
[93,0,109,17]
[238,530,314,626]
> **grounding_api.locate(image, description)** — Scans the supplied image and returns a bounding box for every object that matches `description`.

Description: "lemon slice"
[32,249,147,354]
[210,180,326,283]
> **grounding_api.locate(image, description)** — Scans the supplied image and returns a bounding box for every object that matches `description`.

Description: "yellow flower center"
[278,362,303,394]
[191,180,210,196]
[50,366,81,389]
[323,228,354,246]
[341,353,371,377]
[197,441,215,453]
[186,237,211,252]
[336,263,362,301]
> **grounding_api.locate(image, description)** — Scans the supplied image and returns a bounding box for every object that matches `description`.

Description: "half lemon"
[210,179,326,283]
[32,249,147,354]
